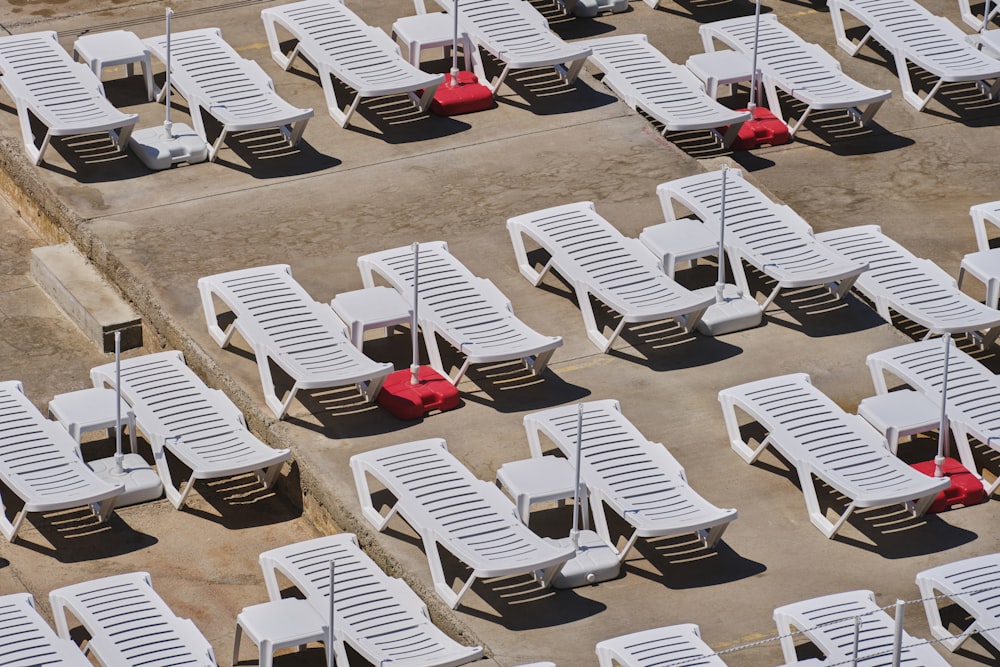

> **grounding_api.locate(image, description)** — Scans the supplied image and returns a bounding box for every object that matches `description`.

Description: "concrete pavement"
[2,0,1000,665]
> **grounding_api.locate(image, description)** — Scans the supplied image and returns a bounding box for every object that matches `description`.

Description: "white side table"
[73,30,156,101]
[970,200,1000,252]
[857,390,941,455]
[496,456,587,527]
[48,387,137,453]
[391,13,472,70]
[331,286,413,350]
[234,598,328,667]
[959,248,1000,309]
[685,50,760,100]
[639,217,720,279]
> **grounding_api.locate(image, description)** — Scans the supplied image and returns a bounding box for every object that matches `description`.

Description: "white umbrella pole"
[748,0,762,111]
[410,242,421,386]
[450,0,460,86]
[114,331,124,475]
[327,560,335,667]
[935,333,952,478]
[570,403,584,551]
[715,165,729,304]
[163,8,174,139]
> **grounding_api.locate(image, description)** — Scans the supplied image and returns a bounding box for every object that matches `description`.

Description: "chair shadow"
[653,0,766,23]
[177,471,304,530]
[487,64,619,117]
[762,95,915,155]
[9,505,158,563]
[763,283,888,339]
[626,535,767,588]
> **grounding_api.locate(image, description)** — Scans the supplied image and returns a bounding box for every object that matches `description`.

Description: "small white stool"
[391,13,472,70]
[857,390,941,455]
[496,456,587,527]
[639,217,720,279]
[331,286,412,350]
[969,200,1000,253]
[685,50,760,100]
[234,598,328,667]
[48,387,137,452]
[73,30,156,101]
[958,248,1000,309]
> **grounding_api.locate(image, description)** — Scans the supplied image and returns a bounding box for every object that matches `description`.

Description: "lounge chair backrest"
[573,34,750,147]
[90,351,290,509]
[596,623,729,667]
[0,381,122,541]
[0,31,138,165]
[507,201,713,352]
[719,373,948,538]
[699,14,890,136]
[523,399,737,560]
[49,572,216,667]
[828,0,1000,109]
[817,224,1000,343]
[261,0,443,127]
[350,438,573,609]
[0,592,92,667]
[259,534,484,667]
[916,553,1000,653]
[198,264,392,418]
[144,28,312,161]
[357,241,561,383]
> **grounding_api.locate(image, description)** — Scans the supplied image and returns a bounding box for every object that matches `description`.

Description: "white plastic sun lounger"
[507,201,713,352]
[259,534,484,667]
[357,241,562,384]
[143,28,313,161]
[916,552,1000,653]
[867,339,1000,494]
[523,399,737,562]
[424,0,591,93]
[90,351,291,509]
[719,373,948,538]
[657,169,867,310]
[261,0,444,128]
[49,572,216,667]
[596,624,729,667]
[198,264,393,419]
[0,381,122,542]
[350,438,574,609]
[699,14,891,137]
[774,589,950,666]
[0,31,138,166]
[817,225,1000,346]
[828,0,1000,110]
[572,34,750,148]
[0,593,91,667]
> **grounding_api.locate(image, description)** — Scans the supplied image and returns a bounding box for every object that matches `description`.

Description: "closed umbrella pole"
[715,165,729,304]
[748,0,762,111]
[935,333,952,478]
[570,403,584,551]
[114,331,124,475]
[450,0,460,86]
[164,7,174,139]
[411,242,421,385]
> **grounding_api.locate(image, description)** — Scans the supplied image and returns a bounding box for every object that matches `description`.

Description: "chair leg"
[233,621,243,665]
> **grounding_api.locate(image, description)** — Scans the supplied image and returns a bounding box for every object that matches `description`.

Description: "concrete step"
[30,243,142,353]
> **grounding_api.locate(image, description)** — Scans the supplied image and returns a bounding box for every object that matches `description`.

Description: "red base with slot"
[727,107,791,150]
[377,366,460,420]
[430,72,494,116]
[910,457,987,513]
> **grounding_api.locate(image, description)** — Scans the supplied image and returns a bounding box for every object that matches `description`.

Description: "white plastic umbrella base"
[545,530,621,588]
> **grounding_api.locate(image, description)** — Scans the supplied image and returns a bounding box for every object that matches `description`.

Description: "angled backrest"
[357,241,562,383]
[261,0,443,127]
[718,373,948,538]
[774,589,949,666]
[0,31,137,165]
[657,169,866,309]
[507,201,713,352]
[916,553,1000,653]
[350,438,574,609]
[90,351,290,509]
[0,381,121,541]
[523,399,736,560]
[429,0,590,91]
[866,339,1000,493]
[49,572,216,667]
[198,264,393,419]
[259,534,483,667]
[596,623,728,667]
[144,28,313,160]
[828,0,1000,109]
[699,14,891,136]
[817,224,1000,344]
[573,34,750,147]
[0,593,91,667]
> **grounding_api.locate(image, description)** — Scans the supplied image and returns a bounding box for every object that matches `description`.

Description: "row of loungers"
[9,0,995,166]
[198,169,1000,420]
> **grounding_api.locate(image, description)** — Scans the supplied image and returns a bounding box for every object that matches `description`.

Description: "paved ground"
[3,0,1000,665]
